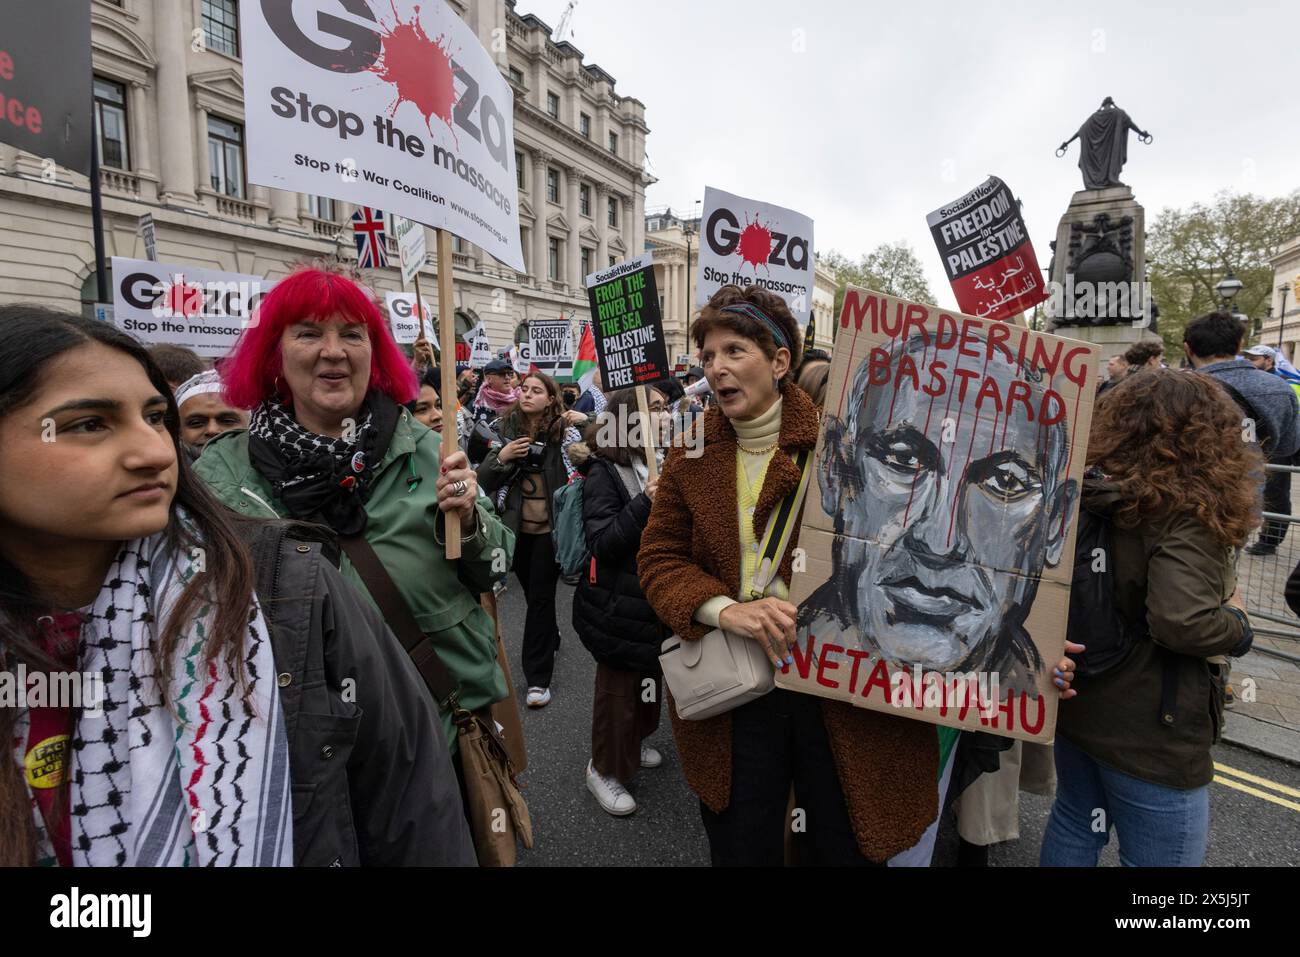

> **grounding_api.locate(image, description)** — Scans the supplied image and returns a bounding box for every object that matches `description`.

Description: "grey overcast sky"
[519,0,1300,309]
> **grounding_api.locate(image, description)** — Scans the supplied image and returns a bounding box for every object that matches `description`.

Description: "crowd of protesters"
[0,258,1285,869]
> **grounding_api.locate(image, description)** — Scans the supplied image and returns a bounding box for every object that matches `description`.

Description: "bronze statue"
[1057,97,1152,190]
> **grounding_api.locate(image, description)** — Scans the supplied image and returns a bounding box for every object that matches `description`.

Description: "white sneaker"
[586,760,637,816]
[525,687,552,708]
[640,744,663,769]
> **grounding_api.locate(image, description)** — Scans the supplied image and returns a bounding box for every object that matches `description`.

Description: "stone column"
[565,167,581,291]
[532,149,551,285]
[154,1,199,206]
[595,184,609,267]
[662,261,673,336]
[270,187,300,229]
[632,181,646,255]
[128,81,154,178]
[194,104,211,195]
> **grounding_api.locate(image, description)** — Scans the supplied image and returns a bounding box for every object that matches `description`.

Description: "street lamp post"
[683,218,696,365]
[1215,269,1244,312]
[1279,284,1291,353]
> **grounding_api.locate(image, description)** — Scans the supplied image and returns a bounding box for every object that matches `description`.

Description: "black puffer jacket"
[241,519,477,867]
[571,452,669,672]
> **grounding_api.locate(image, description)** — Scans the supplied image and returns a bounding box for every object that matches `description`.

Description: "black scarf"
[247,394,401,536]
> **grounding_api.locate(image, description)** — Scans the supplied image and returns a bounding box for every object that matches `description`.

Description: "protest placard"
[778,287,1098,742]
[384,292,436,344]
[527,319,573,377]
[927,176,1048,322]
[0,0,91,174]
[696,187,815,324]
[240,0,524,271]
[110,257,271,358]
[585,253,670,389]
[393,215,427,286]
[464,323,492,368]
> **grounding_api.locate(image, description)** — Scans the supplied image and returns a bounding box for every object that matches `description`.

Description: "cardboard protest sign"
[511,342,530,375]
[384,292,436,345]
[0,0,91,174]
[111,258,271,358]
[464,323,492,368]
[393,215,427,286]
[585,253,670,388]
[927,176,1048,322]
[696,186,814,324]
[527,319,573,377]
[778,288,1098,742]
[241,0,525,271]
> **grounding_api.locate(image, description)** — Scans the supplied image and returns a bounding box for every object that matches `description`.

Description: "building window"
[548,237,560,280]
[515,150,524,189]
[547,167,559,204]
[648,218,659,232]
[93,77,129,170]
[608,130,618,155]
[546,91,559,118]
[509,65,524,86]
[579,112,591,138]
[579,183,590,217]
[581,247,592,278]
[607,196,618,228]
[609,256,617,268]
[202,0,240,57]
[308,195,335,220]
[207,115,245,198]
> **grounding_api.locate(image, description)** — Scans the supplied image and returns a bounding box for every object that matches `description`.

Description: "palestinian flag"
[573,321,598,392]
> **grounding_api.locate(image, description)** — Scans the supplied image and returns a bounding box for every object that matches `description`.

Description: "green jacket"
[1058,480,1247,790]
[194,410,515,751]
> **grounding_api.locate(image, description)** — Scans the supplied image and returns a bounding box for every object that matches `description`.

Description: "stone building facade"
[1258,234,1300,362]
[0,0,650,356]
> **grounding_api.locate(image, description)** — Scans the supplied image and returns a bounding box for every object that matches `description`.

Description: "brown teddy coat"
[639,383,940,862]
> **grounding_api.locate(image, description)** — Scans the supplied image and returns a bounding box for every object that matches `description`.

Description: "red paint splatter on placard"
[735,216,772,272]
[366,4,459,141]
[161,276,203,318]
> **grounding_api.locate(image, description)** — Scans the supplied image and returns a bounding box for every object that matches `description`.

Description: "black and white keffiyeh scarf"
[247,394,400,536]
[11,521,293,866]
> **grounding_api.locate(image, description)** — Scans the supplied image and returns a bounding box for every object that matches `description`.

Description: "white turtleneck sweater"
[693,395,784,629]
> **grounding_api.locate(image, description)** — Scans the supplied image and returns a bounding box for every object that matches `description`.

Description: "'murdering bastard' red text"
[839,291,1092,425]
[788,632,1047,735]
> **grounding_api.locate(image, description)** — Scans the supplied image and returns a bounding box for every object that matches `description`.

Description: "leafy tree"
[1147,190,1300,355]
[821,242,935,340]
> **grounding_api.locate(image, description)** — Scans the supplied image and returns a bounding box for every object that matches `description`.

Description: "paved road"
[497,580,1300,867]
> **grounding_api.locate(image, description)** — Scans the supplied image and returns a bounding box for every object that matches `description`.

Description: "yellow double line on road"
[1213,762,1300,813]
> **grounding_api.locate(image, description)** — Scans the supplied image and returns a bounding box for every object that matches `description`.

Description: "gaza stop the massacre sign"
[585,253,670,388]
[927,176,1048,322]
[779,288,1098,742]
[696,186,814,325]
[111,257,271,358]
[241,0,525,271]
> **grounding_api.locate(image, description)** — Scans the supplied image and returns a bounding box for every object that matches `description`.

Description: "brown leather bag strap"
[339,534,466,718]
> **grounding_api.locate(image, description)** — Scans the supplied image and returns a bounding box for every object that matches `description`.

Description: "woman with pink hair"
[193,267,517,853]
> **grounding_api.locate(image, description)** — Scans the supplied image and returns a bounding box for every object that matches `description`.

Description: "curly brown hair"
[692,285,802,383]
[1086,368,1263,546]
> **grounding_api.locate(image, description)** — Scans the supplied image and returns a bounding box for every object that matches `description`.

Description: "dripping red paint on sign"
[366,7,460,141]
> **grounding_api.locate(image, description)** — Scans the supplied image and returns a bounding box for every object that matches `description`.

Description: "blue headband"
[718,302,791,353]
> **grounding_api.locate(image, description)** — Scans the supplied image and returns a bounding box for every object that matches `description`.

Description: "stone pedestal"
[1046,186,1160,363]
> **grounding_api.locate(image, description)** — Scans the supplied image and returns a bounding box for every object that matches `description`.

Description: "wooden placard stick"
[436,229,461,558]
[634,384,658,482]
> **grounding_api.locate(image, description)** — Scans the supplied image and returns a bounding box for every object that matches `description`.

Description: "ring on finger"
[450,480,468,496]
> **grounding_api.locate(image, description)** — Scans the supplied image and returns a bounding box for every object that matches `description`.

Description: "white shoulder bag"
[659,448,813,721]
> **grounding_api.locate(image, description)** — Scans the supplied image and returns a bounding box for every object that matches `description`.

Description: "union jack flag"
[351,206,388,269]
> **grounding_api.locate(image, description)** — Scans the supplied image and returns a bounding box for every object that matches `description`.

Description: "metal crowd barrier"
[1236,465,1300,664]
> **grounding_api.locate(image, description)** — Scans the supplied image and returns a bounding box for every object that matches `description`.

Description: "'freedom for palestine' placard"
[585,252,669,388]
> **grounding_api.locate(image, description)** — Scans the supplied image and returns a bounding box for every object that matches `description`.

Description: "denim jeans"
[1040,735,1209,867]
